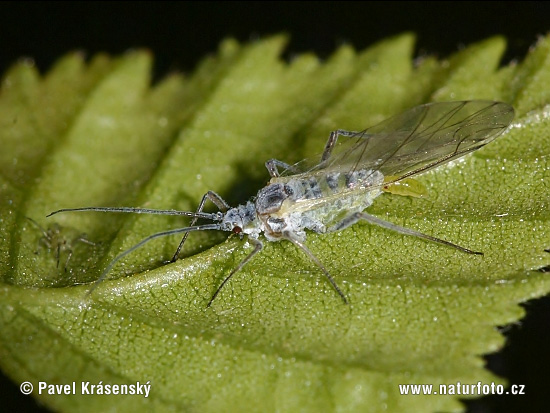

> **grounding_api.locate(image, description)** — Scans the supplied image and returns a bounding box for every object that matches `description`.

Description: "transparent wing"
[281,101,514,181]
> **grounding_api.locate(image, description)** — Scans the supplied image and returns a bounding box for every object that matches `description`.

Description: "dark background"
[1,2,549,412]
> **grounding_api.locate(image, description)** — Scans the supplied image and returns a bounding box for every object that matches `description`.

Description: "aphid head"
[221,202,257,235]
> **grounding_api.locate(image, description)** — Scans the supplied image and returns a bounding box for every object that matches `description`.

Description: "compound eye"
[266,193,284,205]
[232,226,243,234]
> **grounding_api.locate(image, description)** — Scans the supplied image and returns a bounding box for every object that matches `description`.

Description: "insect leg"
[207,237,263,307]
[26,217,49,237]
[329,212,483,255]
[26,217,50,255]
[284,232,348,304]
[56,243,62,269]
[62,246,72,272]
[171,191,231,262]
[62,236,96,272]
[265,159,298,177]
[321,129,360,163]
[76,237,96,247]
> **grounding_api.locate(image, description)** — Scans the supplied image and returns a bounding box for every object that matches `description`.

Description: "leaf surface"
[1,34,549,412]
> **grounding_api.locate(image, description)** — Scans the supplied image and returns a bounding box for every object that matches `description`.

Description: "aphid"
[48,100,515,306]
[26,217,96,272]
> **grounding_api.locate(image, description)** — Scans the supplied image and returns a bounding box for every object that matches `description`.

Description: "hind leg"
[329,212,482,255]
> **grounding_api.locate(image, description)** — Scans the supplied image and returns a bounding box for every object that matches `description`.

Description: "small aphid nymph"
[48,100,515,306]
[26,217,96,272]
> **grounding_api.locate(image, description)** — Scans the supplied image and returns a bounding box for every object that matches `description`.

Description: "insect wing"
[281,101,514,181]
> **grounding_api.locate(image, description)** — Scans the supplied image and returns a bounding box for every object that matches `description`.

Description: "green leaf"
[1,34,550,412]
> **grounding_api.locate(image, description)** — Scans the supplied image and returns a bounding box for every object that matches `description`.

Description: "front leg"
[171,190,231,262]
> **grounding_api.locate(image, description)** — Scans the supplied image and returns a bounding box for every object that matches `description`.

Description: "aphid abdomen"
[276,169,384,234]
[280,169,384,200]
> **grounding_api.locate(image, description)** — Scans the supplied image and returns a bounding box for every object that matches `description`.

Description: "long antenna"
[87,223,222,296]
[47,207,222,221]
